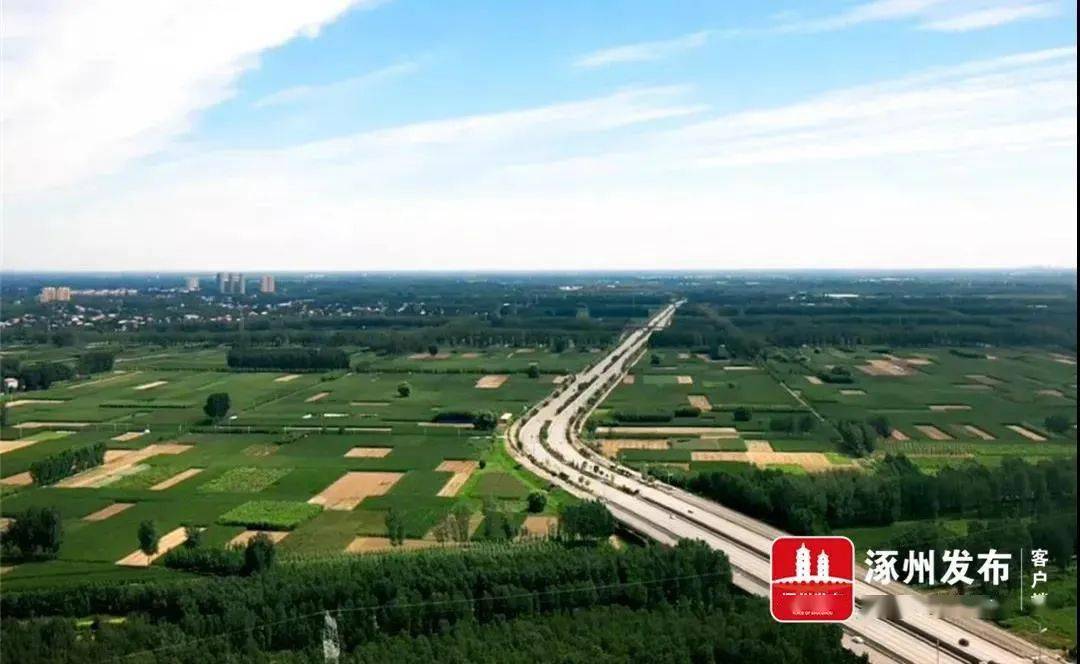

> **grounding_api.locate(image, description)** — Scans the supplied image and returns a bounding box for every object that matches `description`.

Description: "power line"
[106,568,730,662]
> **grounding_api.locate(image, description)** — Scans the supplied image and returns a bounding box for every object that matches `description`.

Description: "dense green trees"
[242,533,276,575]
[431,409,497,430]
[385,508,406,545]
[526,363,541,378]
[76,351,115,375]
[527,491,548,513]
[396,381,411,397]
[559,501,615,539]
[1,360,76,391]
[835,420,879,457]
[226,347,348,371]
[202,392,231,421]
[654,454,1076,535]
[138,521,158,556]
[2,541,740,662]
[1044,414,1072,434]
[1,507,62,560]
[29,442,106,485]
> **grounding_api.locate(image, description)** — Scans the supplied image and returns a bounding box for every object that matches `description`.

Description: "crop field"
[0,346,592,589]
[593,346,1076,473]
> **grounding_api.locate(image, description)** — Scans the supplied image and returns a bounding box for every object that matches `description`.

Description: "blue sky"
[2,0,1077,270]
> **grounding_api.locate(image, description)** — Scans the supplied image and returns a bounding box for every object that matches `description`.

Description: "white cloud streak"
[1,0,378,195]
[252,61,419,108]
[777,0,1059,33]
[574,31,713,68]
[5,47,1075,270]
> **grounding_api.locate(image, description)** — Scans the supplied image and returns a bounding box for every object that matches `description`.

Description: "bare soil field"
[274,374,300,383]
[111,430,147,442]
[692,449,834,472]
[621,375,636,385]
[805,375,824,385]
[57,443,192,488]
[0,472,33,487]
[520,515,559,538]
[890,429,910,441]
[858,360,915,377]
[346,536,441,553]
[745,440,774,453]
[0,439,39,455]
[840,389,865,395]
[460,352,481,359]
[1036,389,1064,397]
[67,371,140,390]
[305,392,330,403]
[350,401,389,407]
[474,374,509,389]
[723,366,756,371]
[4,399,64,408]
[344,447,392,458]
[14,421,90,429]
[435,460,479,497]
[1006,425,1046,441]
[929,405,972,411]
[150,468,203,491]
[676,375,694,385]
[966,374,1002,386]
[408,352,451,360]
[309,471,403,510]
[600,439,669,458]
[914,425,953,441]
[228,530,290,548]
[687,395,712,411]
[133,380,169,391]
[963,425,996,441]
[83,502,135,522]
[116,527,188,567]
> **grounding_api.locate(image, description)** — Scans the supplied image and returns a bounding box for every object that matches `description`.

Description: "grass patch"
[198,467,292,493]
[471,472,531,499]
[217,500,321,530]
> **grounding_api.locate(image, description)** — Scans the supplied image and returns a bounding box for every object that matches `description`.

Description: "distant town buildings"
[185,276,200,291]
[216,272,247,295]
[38,286,71,303]
[260,275,276,294]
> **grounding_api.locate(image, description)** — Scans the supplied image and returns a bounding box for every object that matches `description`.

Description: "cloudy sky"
[2,0,1076,271]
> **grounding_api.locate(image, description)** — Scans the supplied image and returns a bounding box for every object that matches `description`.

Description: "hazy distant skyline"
[2,1,1077,271]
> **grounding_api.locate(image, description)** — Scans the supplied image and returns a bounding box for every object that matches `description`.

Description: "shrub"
[674,406,701,418]
[397,381,411,397]
[1044,414,1071,435]
[138,521,158,556]
[527,491,548,513]
[732,407,752,422]
[242,533,276,575]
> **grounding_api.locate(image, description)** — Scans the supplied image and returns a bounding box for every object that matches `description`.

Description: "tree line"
[226,347,349,371]
[651,454,1076,535]
[28,442,106,486]
[3,541,735,658]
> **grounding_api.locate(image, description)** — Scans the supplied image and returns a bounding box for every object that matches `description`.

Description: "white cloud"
[3,48,1076,271]
[776,0,1059,33]
[921,3,1057,31]
[574,31,713,69]
[1,0,378,195]
[252,61,419,109]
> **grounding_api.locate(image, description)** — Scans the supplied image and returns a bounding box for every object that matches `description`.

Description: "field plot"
[309,472,403,510]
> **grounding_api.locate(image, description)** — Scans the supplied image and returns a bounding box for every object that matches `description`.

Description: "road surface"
[507,302,1054,664]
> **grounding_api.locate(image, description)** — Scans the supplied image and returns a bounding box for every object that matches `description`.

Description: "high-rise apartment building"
[230,273,246,295]
[216,272,227,294]
[185,276,200,291]
[260,275,275,294]
[39,287,57,303]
